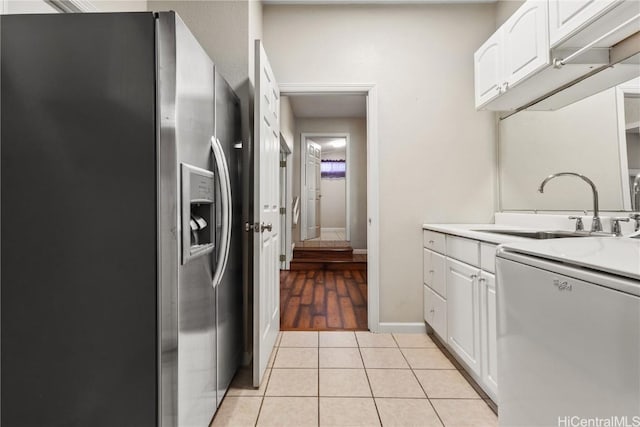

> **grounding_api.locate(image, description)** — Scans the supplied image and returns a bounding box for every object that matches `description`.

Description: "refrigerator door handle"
[211,136,233,288]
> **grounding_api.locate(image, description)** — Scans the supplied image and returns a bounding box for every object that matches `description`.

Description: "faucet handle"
[629,213,640,232]
[611,217,631,236]
[568,216,584,231]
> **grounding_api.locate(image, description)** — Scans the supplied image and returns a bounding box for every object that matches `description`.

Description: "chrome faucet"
[538,172,602,232]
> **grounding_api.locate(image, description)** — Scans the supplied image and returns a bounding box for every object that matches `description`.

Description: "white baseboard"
[377,322,427,334]
[353,249,367,255]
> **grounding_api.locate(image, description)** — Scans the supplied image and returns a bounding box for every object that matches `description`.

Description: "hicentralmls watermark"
[558,416,640,427]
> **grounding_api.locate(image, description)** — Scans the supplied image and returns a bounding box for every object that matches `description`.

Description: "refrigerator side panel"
[1,13,158,427]
[214,70,244,406]
[156,12,179,427]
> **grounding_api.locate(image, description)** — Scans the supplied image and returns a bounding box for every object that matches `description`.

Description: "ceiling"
[309,136,347,154]
[289,94,366,119]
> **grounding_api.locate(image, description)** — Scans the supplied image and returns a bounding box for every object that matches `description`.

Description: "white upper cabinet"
[548,0,619,47]
[474,0,637,111]
[502,0,550,88]
[474,31,504,107]
[474,0,551,109]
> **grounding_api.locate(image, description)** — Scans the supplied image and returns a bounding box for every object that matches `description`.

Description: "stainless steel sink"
[471,229,598,239]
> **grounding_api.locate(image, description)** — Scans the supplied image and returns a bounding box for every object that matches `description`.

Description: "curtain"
[321,159,346,178]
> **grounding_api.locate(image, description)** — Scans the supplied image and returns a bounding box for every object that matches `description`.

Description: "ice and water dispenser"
[181,163,215,264]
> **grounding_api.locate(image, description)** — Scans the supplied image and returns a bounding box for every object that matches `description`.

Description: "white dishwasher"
[496,237,640,426]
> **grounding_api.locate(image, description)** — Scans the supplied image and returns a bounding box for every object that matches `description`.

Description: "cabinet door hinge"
[279,254,286,262]
[280,207,286,215]
[280,160,287,168]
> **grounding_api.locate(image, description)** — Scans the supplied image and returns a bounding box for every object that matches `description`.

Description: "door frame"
[300,132,351,242]
[280,83,380,332]
[280,134,292,269]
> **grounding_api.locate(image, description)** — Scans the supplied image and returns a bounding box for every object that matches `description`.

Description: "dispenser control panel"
[181,163,215,265]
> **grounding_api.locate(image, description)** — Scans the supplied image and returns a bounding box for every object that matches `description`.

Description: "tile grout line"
[356,332,384,427]
[254,335,281,427]
[392,333,446,427]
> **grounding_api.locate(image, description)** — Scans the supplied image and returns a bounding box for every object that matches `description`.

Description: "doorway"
[301,133,351,243]
[278,90,372,331]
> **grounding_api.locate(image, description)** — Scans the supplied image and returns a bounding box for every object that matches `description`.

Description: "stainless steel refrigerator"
[0,11,243,427]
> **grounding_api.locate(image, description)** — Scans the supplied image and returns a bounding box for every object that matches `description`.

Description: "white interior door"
[305,140,321,239]
[253,40,280,387]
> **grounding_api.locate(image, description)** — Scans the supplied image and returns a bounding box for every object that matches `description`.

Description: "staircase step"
[290,260,367,271]
[293,247,353,261]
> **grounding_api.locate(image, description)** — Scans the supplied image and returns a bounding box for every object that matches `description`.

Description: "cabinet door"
[548,0,619,47]
[446,258,481,375]
[480,272,498,399]
[503,0,550,88]
[474,30,503,108]
[423,248,446,298]
[424,285,447,340]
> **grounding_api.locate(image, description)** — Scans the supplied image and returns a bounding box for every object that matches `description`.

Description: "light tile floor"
[211,331,498,427]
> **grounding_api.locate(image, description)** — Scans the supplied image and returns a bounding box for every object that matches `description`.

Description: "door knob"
[261,222,273,232]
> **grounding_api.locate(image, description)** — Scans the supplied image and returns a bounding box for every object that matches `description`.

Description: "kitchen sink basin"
[471,229,600,239]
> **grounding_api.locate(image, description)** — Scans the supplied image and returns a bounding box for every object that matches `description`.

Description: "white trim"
[378,322,427,334]
[616,85,639,211]
[353,249,367,255]
[281,83,380,332]
[48,0,98,12]
[300,132,351,241]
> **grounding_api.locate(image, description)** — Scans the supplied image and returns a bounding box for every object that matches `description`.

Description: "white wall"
[280,96,296,152]
[320,150,347,229]
[495,0,524,28]
[93,1,147,12]
[265,4,496,323]
[293,117,368,249]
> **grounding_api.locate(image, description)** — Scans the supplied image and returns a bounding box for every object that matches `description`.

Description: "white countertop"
[423,221,640,282]
[499,237,640,282]
[422,223,535,245]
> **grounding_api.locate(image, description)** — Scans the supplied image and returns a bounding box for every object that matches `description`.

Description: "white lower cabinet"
[423,248,446,297]
[422,229,500,403]
[423,285,447,340]
[480,271,498,400]
[446,258,481,376]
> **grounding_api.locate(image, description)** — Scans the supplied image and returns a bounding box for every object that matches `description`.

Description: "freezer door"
[157,12,217,427]
[496,257,640,425]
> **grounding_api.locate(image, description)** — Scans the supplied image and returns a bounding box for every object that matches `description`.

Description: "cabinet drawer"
[446,236,480,267]
[424,285,447,341]
[423,230,446,254]
[480,243,498,274]
[423,249,446,298]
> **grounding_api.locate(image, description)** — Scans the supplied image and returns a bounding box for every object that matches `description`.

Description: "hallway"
[280,270,368,331]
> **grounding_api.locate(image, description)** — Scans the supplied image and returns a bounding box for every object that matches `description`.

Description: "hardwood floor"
[280,269,368,331]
